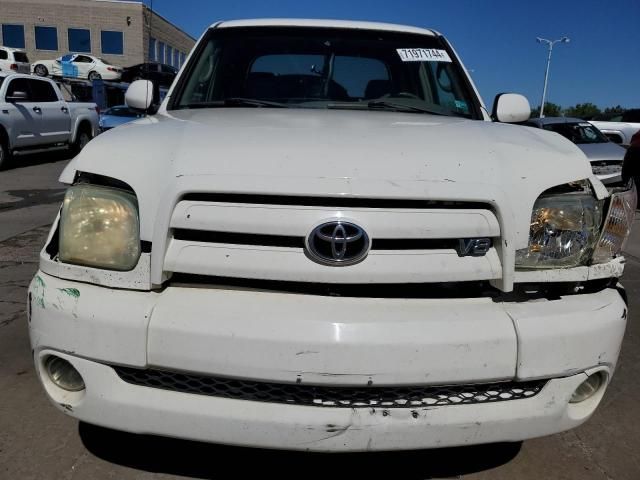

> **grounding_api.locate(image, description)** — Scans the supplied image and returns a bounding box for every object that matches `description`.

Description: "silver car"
[525,117,626,184]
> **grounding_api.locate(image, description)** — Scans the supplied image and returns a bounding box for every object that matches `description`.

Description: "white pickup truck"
[0,72,98,169]
[29,19,636,452]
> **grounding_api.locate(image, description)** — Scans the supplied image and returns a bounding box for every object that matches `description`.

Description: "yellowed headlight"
[59,185,140,271]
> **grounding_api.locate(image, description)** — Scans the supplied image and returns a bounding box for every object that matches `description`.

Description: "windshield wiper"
[326,100,444,115]
[181,98,288,109]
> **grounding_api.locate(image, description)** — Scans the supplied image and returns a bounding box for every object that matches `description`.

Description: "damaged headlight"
[516,182,603,269]
[59,184,140,271]
[592,183,637,264]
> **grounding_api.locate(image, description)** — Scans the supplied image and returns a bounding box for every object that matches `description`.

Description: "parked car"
[0,72,99,168]
[120,62,178,88]
[591,109,640,147]
[29,19,635,452]
[0,47,30,74]
[32,54,122,81]
[99,104,143,132]
[524,117,627,184]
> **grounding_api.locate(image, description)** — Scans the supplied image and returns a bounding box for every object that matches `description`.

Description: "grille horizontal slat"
[172,228,469,251]
[181,193,490,210]
[114,366,546,408]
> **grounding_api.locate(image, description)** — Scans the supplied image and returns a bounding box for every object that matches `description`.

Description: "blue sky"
[143,0,639,109]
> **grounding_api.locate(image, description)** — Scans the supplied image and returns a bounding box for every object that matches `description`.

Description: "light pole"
[536,36,570,118]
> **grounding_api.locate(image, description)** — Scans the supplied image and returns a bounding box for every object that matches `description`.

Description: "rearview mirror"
[492,93,531,123]
[125,80,154,111]
[6,91,28,102]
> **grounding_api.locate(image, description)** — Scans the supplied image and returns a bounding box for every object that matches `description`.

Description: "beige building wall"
[0,0,195,68]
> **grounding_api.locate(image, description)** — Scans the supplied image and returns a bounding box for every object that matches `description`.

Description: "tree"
[531,102,562,118]
[564,103,601,119]
[603,105,626,116]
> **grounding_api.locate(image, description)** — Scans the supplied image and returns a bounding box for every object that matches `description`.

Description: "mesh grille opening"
[114,366,546,408]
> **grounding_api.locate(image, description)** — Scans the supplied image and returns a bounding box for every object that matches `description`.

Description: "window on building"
[2,24,25,49]
[173,49,180,68]
[68,28,91,53]
[166,46,173,66]
[149,37,156,61]
[101,30,123,55]
[157,41,165,64]
[180,52,186,66]
[34,26,58,51]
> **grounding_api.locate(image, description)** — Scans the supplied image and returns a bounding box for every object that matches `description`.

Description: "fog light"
[570,372,606,403]
[45,356,85,392]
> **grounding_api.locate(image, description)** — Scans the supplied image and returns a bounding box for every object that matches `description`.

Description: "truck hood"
[62,108,596,245]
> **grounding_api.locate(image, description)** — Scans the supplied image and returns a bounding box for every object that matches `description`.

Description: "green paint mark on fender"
[33,275,46,308]
[58,288,80,298]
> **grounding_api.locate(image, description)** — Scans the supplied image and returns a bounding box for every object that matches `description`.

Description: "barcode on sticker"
[397,48,452,62]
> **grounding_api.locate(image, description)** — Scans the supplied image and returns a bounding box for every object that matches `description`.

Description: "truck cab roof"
[212,18,439,36]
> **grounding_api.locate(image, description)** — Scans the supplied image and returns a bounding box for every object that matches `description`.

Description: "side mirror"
[6,91,29,102]
[125,80,154,111]
[492,93,531,123]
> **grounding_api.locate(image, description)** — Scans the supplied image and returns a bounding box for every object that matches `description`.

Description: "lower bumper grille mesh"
[113,366,547,408]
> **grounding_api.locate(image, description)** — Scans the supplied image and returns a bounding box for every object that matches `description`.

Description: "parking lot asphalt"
[1,154,639,479]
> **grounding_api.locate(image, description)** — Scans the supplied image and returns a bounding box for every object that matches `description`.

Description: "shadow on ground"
[79,422,521,479]
[5,148,75,171]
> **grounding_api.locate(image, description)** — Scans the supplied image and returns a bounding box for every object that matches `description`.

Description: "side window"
[6,78,31,100]
[29,80,59,102]
[74,55,93,63]
[0,49,8,60]
[161,64,175,73]
[422,63,470,115]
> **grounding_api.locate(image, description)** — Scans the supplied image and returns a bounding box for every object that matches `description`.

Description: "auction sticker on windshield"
[396,48,452,62]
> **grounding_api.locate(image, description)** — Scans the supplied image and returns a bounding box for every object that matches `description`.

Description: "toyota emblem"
[305,221,370,266]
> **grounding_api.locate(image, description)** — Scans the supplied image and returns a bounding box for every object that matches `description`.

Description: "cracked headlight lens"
[59,184,140,271]
[592,183,637,264]
[516,187,603,269]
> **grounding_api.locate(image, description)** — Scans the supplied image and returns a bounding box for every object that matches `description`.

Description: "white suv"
[0,46,30,74]
[29,19,636,452]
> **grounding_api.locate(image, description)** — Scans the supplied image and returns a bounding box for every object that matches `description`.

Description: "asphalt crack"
[570,430,614,480]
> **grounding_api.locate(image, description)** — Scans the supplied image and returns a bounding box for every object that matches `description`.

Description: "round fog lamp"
[45,356,85,392]
[570,372,605,404]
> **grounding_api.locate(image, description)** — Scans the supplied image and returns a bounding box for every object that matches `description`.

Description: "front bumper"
[28,272,628,451]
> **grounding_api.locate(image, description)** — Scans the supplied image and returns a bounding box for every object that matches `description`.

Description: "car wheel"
[34,64,48,77]
[88,71,102,81]
[0,136,12,170]
[73,127,92,154]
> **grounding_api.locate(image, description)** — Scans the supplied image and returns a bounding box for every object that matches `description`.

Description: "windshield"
[171,27,479,118]
[543,122,609,144]
[13,51,29,63]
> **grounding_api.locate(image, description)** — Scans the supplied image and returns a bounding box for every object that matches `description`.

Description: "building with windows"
[0,0,195,69]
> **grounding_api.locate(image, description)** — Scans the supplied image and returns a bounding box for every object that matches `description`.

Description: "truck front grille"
[114,366,546,408]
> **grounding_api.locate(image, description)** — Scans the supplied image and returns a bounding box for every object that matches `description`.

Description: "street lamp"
[536,36,570,118]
